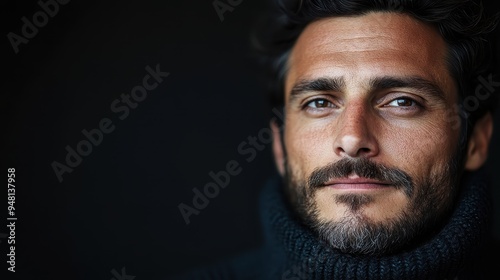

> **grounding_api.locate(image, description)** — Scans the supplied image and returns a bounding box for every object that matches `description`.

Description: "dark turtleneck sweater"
[176,169,498,279]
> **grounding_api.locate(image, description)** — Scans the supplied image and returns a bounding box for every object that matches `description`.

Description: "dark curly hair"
[253,0,499,139]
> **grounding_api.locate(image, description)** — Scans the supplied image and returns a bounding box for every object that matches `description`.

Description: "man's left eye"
[386,98,418,107]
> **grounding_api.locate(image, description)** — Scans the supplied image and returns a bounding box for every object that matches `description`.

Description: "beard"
[284,155,462,256]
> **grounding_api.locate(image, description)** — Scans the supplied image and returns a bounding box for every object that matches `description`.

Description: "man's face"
[278,12,462,255]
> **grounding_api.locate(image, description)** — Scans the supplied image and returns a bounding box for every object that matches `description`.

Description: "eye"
[386,97,420,107]
[305,99,335,109]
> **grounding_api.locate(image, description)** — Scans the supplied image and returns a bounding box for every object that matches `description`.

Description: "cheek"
[284,122,334,178]
[381,120,458,181]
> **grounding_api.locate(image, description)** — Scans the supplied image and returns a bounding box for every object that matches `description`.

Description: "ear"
[271,119,285,176]
[464,112,494,171]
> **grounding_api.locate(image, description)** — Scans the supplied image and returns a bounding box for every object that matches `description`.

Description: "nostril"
[358,147,371,155]
[334,135,378,158]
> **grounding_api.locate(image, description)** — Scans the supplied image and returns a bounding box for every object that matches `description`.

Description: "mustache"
[308,157,414,197]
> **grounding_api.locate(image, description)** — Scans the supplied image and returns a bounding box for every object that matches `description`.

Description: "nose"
[334,104,379,158]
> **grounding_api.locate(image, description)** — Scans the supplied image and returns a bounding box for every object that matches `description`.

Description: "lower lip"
[326,183,391,190]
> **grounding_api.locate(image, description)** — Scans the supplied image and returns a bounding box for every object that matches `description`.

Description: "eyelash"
[304,98,336,109]
[301,96,424,115]
[303,97,421,108]
[384,97,423,108]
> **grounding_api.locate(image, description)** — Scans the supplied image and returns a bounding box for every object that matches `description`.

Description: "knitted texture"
[174,169,494,279]
[259,171,492,279]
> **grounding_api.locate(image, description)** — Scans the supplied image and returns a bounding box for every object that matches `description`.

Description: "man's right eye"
[305,99,335,109]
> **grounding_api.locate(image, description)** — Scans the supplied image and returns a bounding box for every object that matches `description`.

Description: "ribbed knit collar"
[259,171,492,280]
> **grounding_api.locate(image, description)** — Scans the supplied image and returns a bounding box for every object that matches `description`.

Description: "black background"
[2,1,500,280]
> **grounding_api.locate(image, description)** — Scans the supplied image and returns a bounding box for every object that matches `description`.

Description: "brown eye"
[306,99,334,108]
[387,98,417,107]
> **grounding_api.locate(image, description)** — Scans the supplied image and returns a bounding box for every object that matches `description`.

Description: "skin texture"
[271,12,494,255]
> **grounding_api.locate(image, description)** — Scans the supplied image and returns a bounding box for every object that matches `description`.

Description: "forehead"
[286,12,455,97]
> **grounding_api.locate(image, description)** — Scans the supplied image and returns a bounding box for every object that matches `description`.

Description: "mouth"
[321,174,392,190]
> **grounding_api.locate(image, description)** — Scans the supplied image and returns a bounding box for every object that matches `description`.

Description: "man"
[177,0,499,279]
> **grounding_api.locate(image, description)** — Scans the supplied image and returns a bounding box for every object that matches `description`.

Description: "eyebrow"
[290,77,346,100]
[369,76,446,101]
[289,76,446,102]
